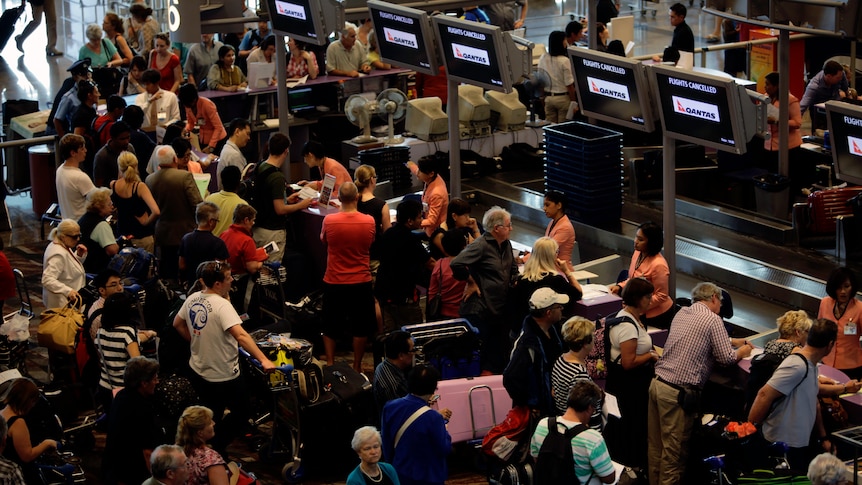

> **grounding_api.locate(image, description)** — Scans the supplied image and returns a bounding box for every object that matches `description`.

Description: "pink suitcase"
[433,375,512,443]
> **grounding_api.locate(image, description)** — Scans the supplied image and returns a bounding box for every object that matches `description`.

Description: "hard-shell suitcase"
[403,318,481,379]
[434,374,512,443]
[0,4,24,52]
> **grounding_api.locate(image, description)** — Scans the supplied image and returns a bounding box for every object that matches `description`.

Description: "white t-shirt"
[608,309,653,362]
[177,291,243,382]
[56,163,95,221]
[537,53,575,94]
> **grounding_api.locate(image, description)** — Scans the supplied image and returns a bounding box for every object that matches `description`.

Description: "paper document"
[587,461,625,485]
[742,347,764,360]
[766,104,779,120]
[287,75,308,88]
[581,283,612,300]
[297,186,319,200]
[602,392,621,419]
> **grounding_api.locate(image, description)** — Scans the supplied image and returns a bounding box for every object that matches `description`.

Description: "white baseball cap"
[529,287,570,310]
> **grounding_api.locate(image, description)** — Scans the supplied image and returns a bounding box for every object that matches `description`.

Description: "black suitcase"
[0,4,24,52]
[323,362,371,403]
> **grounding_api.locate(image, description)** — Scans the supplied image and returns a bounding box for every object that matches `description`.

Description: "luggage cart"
[239,348,304,482]
[250,262,289,327]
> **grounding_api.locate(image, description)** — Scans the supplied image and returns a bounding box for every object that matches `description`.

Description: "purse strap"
[394,405,431,449]
[433,262,444,299]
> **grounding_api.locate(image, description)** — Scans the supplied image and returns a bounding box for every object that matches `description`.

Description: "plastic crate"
[543,121,624,226]
[543,121,623,147]
[358,146,412,188]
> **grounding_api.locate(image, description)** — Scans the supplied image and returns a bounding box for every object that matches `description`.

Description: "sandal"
[706,35,720,43]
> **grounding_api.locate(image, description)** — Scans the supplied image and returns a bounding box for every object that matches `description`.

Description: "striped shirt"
[373,359,408,416]
[551,358,603,429]
[530,416,614,484]
[95,326,138,390]
[0,456,24,485]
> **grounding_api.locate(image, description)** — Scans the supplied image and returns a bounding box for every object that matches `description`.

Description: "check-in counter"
[7,109,51,192]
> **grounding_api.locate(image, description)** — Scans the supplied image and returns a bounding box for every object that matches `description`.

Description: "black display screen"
[435,18,507,91]
[369,1,436,75]
[828,103,862,185]
[268,0,319,43]
[653,71,736,148]
[571,52,646,128]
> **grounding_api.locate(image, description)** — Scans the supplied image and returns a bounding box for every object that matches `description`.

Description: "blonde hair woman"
[552,316,603,427]
[510,237,583,336]
[42,219,87,308]
[354,164,392,266]
[176,406,229,485]
[110,151,160,253]
[764,309,861,396]
[80,187,119,273]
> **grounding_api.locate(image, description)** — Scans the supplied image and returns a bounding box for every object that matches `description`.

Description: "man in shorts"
[320,182,376,372]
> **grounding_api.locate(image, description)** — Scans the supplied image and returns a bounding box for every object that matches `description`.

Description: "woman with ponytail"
[110,151,161,253]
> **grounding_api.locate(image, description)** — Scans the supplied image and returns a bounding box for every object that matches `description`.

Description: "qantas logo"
[274,0,306,20]
[849,136,862,156]
[586,76,630,102]
[383,27,418,49]
[452,43,490,66]
[672,96,720,123]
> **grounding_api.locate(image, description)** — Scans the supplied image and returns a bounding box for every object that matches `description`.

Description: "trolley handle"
[239,348,293,374]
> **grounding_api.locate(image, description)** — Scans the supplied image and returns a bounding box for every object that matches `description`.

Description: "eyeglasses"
[428,394,440,405]
[496,223,513,229]
[66,233,82,239]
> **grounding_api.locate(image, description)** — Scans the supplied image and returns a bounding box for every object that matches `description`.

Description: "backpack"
[586,314,637,380]
[533,417,589,485]
[744,352,809,414]
[238,162,278,210]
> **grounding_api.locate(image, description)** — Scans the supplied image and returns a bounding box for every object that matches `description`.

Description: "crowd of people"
[6,3,862,483]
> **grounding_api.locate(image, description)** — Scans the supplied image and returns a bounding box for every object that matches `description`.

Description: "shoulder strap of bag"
[394,405,431,449]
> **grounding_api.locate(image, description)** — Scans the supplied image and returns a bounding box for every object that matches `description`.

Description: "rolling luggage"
[323,362,375,425]
[434,374,512,443]
[0,3,24,52]
[403,318,481,379]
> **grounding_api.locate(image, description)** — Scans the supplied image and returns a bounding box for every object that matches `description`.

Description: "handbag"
[227,461,257,485]
[819,395,849,432]
[425,264,444,322]
[37,300,85,354]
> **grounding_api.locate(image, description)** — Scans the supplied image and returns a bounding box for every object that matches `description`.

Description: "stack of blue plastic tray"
[543,122,624,227]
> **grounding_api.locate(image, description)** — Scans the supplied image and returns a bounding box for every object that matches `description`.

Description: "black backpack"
[238,163,278,210]
[602,315,639,366]
[744,352,809,413]
[534,417,589,484]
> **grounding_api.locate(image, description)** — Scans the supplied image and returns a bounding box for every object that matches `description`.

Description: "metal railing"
[632,33,816,68]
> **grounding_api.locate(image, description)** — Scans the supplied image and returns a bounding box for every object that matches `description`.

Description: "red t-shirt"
[150,53,180,91]
[320,211,375,285]
[220,224,266,275]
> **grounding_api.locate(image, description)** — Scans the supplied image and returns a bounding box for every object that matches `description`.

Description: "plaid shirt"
[654,302,738,388]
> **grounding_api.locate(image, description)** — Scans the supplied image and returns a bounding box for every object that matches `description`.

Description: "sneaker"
[46,48,63,56]
[706,35,720,43]
[14,35,23,53]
